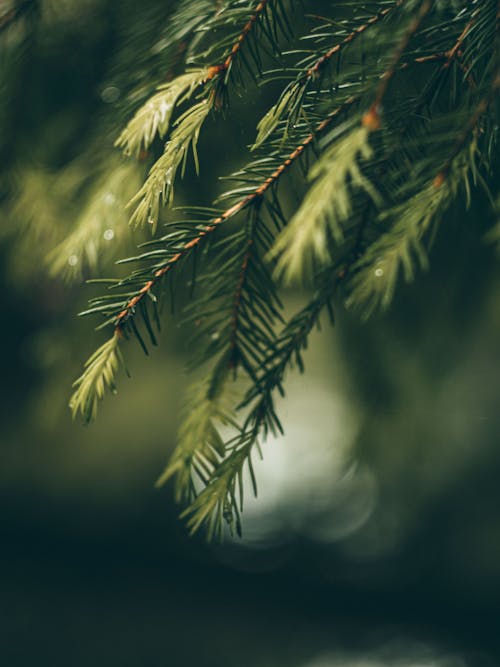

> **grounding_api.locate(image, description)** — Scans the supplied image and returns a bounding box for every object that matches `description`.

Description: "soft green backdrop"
[1,2,499,665]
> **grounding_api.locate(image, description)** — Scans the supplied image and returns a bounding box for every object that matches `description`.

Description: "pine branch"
[347,82,498,317]
[70,332,125,423]
[154,368,237,504]
[179,429,255,539]
[180,268,338,538]
[205,0,273,81]
[254,0,404,147]
[241,269,337,414]
[119,102,366,531]
[434,73,500,186]
[65,1,500,540]
[305,1,404,80]
[127,99,211,231]
[115,69,210,158]
[363,0,432,129]
[109,98,356,337]
[443,10,478,69]
[268,1,494,288]
[269,121,382,284]
[194,0,292,84]
[116,0,294,237]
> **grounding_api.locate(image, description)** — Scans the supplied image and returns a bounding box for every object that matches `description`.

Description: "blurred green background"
[1,2,500,665]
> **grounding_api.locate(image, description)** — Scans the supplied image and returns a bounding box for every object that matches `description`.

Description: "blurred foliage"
[0,2,500,665]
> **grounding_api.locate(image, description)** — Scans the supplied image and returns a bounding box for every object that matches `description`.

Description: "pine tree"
[2,0,499,538]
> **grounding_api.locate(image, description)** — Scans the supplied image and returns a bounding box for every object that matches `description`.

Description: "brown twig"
[433,73,500,188]
[444,14,476,68]
[305,1,404,80]
[443,10,480,89]
[206,0,271,79]
[433,2,500,187]
[363,0,432,129]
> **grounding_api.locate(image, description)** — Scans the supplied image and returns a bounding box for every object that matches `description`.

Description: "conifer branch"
[63,0,500,539]
[154,370,236,504]
[118,0,293,235]
[363,0,432,129]
[434,73,500,187]
[254,1,403,146]
[305,0,404,80]
[127,99,211,230]
[348,78,498,317]
[253,96,358,190]
[269,122,382,284]
[241,269,337,414]
[180,268,338,538]
[115,70,210,158]
[206,0,272,81]
[131,100,364,532]
[112,98,357,335]
[346,148,477,317]
[443,11,477,69]
[70,331,125,423]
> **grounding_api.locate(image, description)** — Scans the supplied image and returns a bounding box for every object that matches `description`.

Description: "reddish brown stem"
[444,14,476,68]
[207,0,271,79]
[433,74,500,188]
[363,0,431,129]
[306,1,404,80]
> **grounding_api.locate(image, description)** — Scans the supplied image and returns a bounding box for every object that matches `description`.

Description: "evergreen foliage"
[3,0,499,538]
